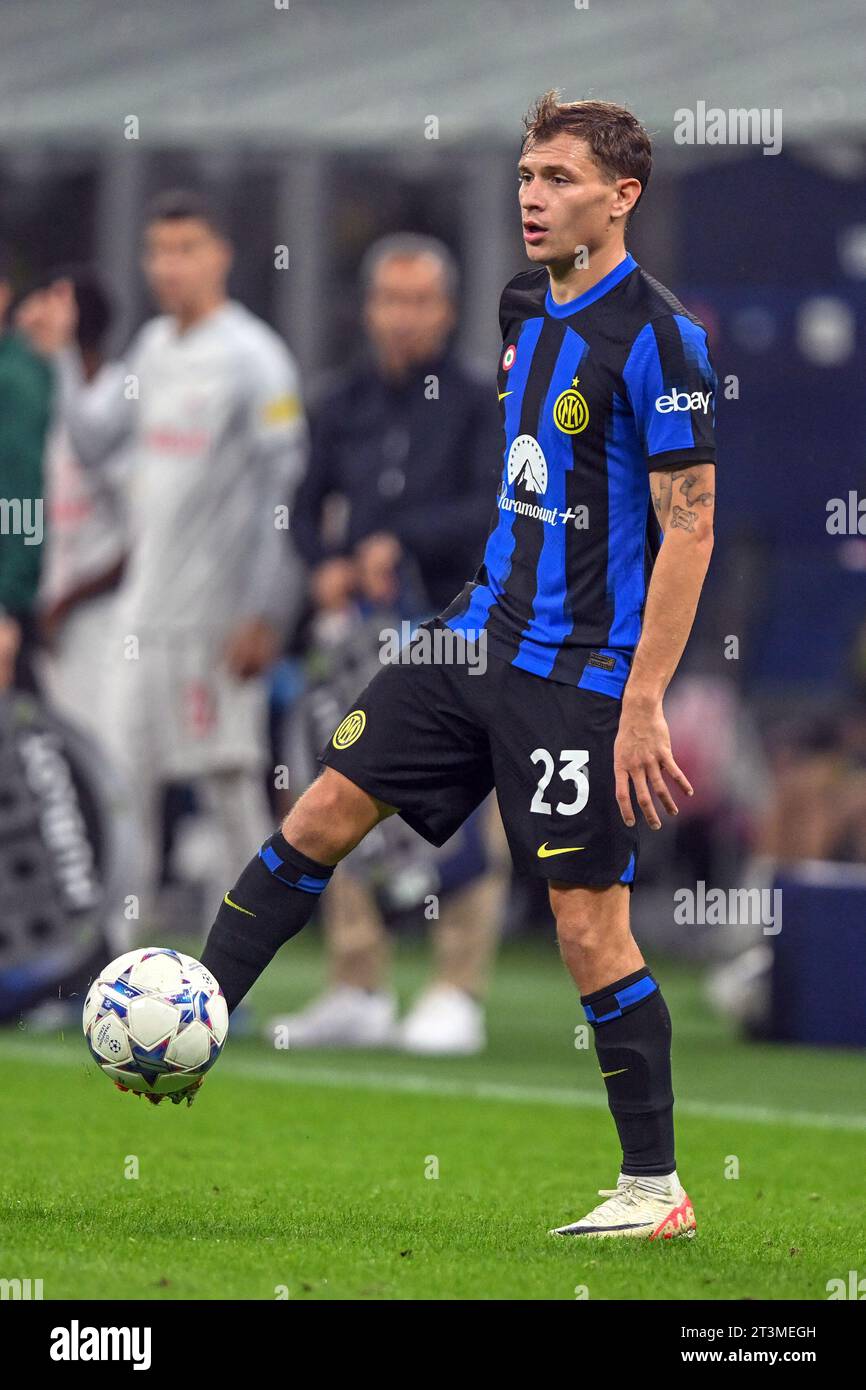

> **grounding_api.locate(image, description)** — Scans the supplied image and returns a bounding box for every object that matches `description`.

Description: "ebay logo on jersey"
[654,390,712,414]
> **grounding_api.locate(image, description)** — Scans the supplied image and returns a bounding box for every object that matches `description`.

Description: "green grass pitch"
[1,934,864,1301]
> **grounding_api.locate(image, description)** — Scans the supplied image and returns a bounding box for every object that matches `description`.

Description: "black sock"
[581,966,675,1177]
[201,831,334,1013]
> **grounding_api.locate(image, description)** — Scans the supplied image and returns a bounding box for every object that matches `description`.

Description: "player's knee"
[554,906,602,957]
[551,881,630,956]
[282,768,390,862]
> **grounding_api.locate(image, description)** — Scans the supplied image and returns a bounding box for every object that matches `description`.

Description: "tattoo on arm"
[650,464,715,530]
[651,472,672,523]
[670,505,698,532]
[670,467,715,509]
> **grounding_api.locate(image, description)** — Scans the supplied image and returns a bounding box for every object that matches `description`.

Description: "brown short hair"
[522,92,652,206]
[144,188,227,240]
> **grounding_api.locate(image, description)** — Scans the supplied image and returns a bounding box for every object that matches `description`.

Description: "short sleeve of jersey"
[244,336,306,459]
[622,313,717,471]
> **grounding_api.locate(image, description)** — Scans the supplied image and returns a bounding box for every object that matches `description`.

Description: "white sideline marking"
[1,1036,865,1132]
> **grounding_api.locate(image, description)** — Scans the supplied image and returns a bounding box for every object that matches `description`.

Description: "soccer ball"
[83,948,228,1103]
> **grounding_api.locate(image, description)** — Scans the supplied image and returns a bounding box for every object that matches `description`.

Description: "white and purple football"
[83,948,228,1100]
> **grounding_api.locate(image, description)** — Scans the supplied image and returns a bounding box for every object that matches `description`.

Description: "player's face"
[364,254,455,373]
[518,136,626,266]
[142,218,231,316]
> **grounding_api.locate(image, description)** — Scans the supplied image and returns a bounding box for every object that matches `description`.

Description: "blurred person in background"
[0,245,53,692]
[17,267,127,739]
[757,700,866,864]
[278,233,507,1054]
[293,233,499,618]
[28,191,307,929]
[751,623,866,865]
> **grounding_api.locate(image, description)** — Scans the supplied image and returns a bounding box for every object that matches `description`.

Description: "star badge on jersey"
[553,376,590,435]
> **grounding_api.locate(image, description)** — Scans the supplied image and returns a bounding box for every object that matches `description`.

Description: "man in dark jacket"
[280,234,506,1054]
[292,233,501,616]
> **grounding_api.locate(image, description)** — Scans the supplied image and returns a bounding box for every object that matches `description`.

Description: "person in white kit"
[33,191,308,926]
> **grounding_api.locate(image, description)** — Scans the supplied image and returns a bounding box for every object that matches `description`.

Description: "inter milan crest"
[332,710,366,749]
[553,377,590,434]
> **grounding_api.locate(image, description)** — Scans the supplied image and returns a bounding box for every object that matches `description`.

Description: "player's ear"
[612,177,642,223]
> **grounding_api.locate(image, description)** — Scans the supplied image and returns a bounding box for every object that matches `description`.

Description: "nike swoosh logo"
[601,1068,629,1079]
[223,892,256,918]
[537,843,585,858]
[498,390,513,401]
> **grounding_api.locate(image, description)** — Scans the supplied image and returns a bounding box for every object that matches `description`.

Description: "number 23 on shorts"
[530,748,589,816]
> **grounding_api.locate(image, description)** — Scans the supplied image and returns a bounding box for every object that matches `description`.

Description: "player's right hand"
[614,697,693,830]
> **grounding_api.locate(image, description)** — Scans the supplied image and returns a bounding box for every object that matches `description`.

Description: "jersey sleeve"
[237,336,309,628]
[622,313,717,471]
[246,338,307,480]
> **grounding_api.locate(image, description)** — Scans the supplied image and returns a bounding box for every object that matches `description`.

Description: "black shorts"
[319,624,639,886]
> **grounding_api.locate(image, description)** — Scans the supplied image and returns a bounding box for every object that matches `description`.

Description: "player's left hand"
[614,696,693,830]
[223,617,280,679]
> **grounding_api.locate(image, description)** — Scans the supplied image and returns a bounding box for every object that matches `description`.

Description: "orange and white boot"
[550,1172,696,1239]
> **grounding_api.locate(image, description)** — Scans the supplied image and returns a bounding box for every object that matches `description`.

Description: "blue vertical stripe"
[514,327,588,677]
[445,316,544,636]
[578,648,631,698]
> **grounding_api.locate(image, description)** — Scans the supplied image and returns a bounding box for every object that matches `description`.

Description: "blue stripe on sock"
[582,972,658,1024]
[258,844,332,894]
[294,873,331,894]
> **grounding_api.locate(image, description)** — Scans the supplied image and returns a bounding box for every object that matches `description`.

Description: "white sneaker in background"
[397,984,486,1056]
[20,999,81,1032]
[265,985,397,1050]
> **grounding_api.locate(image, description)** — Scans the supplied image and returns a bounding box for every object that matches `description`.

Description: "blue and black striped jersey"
[439,253,717,696]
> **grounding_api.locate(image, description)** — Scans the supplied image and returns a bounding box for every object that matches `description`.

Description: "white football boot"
[397,984,486,1056]
[265,985,397,1049]
[550,1172,696,1239]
